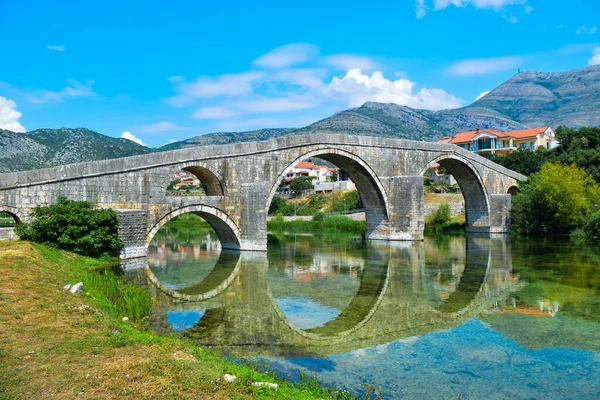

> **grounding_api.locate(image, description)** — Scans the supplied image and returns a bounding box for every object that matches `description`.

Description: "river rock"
[223,374,236,383]
[63,284,71,291]
[252,382,278,390]
[69,282,83,294]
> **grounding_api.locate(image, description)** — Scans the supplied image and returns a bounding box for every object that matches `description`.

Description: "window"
[519,143,526,149]
[530,141,535,150]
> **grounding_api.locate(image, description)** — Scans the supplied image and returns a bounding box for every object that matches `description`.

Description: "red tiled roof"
[449,127,549,144]
[295,161,314,169]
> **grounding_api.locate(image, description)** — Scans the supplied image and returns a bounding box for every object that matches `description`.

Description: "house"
[447,127,558,156]
[284,161,338,183]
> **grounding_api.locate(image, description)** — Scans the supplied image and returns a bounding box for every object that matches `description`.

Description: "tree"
[290,176,315,194]
[15,197,123,258]
[511,163,600,236]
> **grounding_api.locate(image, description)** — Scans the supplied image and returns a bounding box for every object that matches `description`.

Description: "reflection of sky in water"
[261,319,600,399]
[275,298,340,329]
[167,310,205,331]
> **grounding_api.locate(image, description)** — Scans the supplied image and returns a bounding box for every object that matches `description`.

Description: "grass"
[268,214,366,236]
[0,240,359,399]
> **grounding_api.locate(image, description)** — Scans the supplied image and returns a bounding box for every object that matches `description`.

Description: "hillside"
[462,65,600,128]
[161,128,296,151]
[0,128,153,173]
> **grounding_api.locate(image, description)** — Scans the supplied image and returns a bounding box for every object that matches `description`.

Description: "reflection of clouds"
[275,298,340,330]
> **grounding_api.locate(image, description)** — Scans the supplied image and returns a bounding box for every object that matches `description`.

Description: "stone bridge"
[0,134,525,257]
[145,236,518,357]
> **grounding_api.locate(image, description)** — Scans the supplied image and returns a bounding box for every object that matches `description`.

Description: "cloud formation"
[416,0,529,18]
[167,72,263,106]
[589,47,600,66]
[47,45,65,51]
[0,96,26,132]
[120,131,146,146]
[26,80,97,104]
[576,25,597,35]
[139,121,181,133]
[448,55,525,76]
[253,43,319,69]
[326,69,463,110]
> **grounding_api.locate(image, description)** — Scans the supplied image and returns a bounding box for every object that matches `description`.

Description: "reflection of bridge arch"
[148,205,241,250]
[268,251,390,340]
[421,154,490,232]
[266,147,390,239]
[150,237,517,357]
[146,250,241,301]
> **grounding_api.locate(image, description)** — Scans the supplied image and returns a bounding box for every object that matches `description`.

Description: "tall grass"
[268,214,366,236]
[424,203,465,237]
[82,267,152,321]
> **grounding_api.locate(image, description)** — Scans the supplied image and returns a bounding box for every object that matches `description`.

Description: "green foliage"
[584,210,600,241]
[268,214,366,237]
[290,176,315,194]
[0,211,16,227]
[313,211,325,222]
[490,148,548,176]
[83,266,152,321]
[329,190,362,213]
[424,204,464,237]
[15,197,123,258]
[511,163,600,236]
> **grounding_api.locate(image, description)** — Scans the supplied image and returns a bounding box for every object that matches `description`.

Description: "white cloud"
[322,54,378,71]
[589,47,600,66]
[167,71,263,106]
[253,43,319,69]
[416,0,427,18]
[26,80,97,104]
[476,90,491,101]
[193,106,237,119]
[120,131,146,146]
[448,55,525,76]
[417,0,529,17]
[47,45,65,51]
[507,15,518,24]
[0,96,26,132]
[576,25,597,35]
[139,121,180,133]
[325,69,463,110]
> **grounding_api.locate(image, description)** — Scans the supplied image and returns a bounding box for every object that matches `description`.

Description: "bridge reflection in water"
[140,235,518,358]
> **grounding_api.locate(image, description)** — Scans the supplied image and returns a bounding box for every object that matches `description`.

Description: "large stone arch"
[170,163,224,196]
[422,154,490,232]
[148,204,241,250]
[266,147,390,239]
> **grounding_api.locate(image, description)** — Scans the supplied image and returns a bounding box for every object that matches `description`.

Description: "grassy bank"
[268,214,366,237]
[0,241,356,399]
[269,190,362,216]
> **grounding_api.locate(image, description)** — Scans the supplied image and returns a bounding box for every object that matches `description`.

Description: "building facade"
[446,127,558,156]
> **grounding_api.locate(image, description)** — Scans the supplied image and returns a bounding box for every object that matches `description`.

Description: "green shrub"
[585,210,600,240]
[313,211,325,222]
[15,197,123,258]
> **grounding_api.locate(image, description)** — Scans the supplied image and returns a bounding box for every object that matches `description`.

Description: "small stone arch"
[170,163,224,196]
[507,185,519,196]
[0,205,24,224]
[266,147,390,239]
[148,205,241,250]
[421,154,490,232]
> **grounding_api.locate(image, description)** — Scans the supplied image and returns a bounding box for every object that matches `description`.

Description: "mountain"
[160,128,297,151]
[2,65,600,173]
[0,128,153,173]
[462,65,600,128]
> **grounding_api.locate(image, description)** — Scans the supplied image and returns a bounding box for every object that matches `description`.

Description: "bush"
[312,211,325,222]
[15,197,123,258]
[511,163,600,236]
[585,210,600,240]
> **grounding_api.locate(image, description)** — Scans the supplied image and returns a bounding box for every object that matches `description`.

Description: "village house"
[442,126,558,157]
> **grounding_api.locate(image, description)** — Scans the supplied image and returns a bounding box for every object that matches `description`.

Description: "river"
[138,216,600,399]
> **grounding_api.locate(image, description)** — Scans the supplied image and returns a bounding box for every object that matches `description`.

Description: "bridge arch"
[148,204,241,250]
[422,154,490,232]
[0,205,24,223]
[266,147,390,239]
[169,163,224,196]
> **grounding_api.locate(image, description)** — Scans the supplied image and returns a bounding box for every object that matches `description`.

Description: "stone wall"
[0,227,18,240]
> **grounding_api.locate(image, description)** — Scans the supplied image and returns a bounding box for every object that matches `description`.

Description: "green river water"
[141,217,600,399]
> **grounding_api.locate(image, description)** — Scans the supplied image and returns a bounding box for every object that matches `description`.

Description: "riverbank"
[0,241,355,399]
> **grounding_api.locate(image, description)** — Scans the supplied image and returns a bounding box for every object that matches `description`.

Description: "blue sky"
[1,0,599,147]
